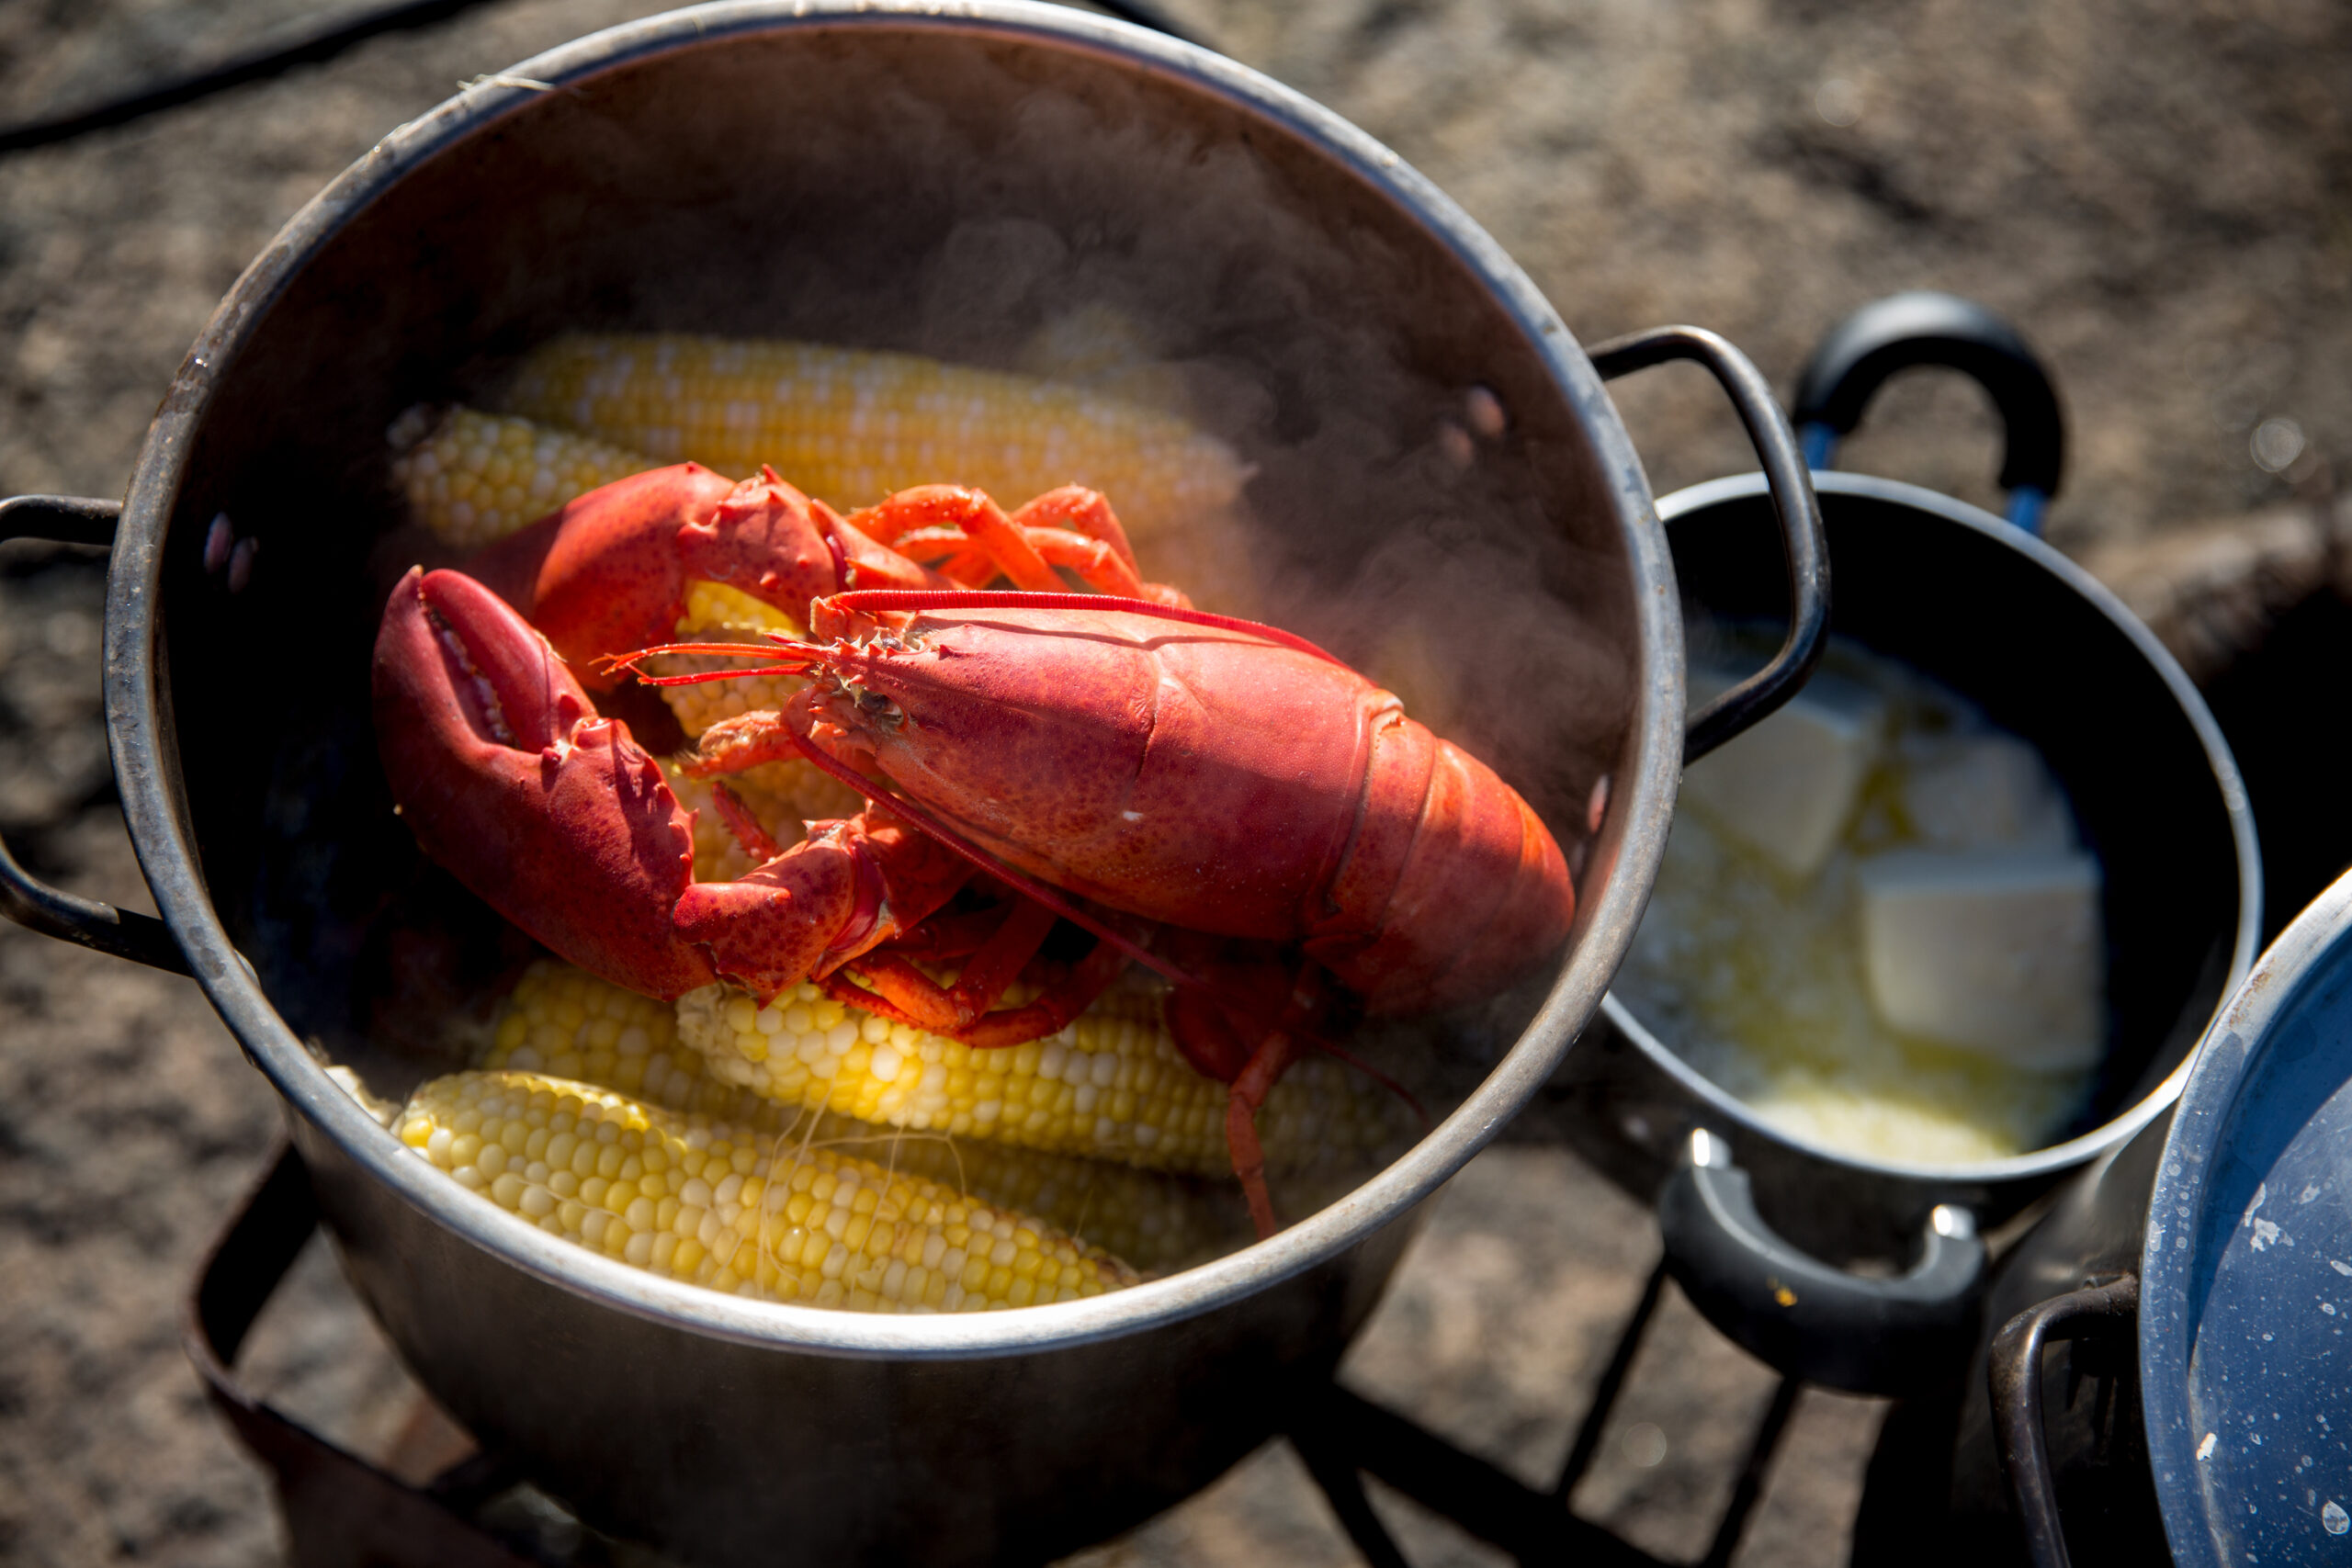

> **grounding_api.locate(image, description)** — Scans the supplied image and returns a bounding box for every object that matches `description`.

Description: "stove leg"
[1290,1424,1414,1568]
[1553,1256,1671,1499]
[181,1141,538,1568]
[1698,1374,1802,1568]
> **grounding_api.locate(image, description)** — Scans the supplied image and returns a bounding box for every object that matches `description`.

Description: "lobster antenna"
[597,637,822,687]
[826,589,1355,671]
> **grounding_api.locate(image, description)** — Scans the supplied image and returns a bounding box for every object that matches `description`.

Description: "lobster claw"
[374,568,972,1002]
[674,812,968,1000]
[375,566,718,998]
[462,464,947,690]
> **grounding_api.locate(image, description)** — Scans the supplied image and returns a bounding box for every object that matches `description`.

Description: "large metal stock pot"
[0,4,1824,1562]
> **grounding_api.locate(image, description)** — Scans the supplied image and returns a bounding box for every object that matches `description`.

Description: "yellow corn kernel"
[665,761,866,884]
[674,972,1411,1180]
[387,404,666,551]
[479,961,1250,1271]
[648,578,812,739]
[497,333,1248,547]
[400,1070,1139,1311]
[1012,302,1194,414]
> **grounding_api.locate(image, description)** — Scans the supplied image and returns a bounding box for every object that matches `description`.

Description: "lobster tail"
[1303,704,1576,1016]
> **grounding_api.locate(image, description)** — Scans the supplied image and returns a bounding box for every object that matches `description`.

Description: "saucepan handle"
[1589,325,1830,764]
[1987,1274,2141,1568]
[1656,1129,1986,1396]
[0,493,188,973]
[1792,291,2065,533]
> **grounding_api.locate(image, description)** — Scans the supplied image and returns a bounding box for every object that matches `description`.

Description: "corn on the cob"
[498,333,1249,545]
[480,961,1249,1270]
[674,975,1410,1179]
[801,1117,1249,1274]
[389,404,665,551]
[478,958,771,1123]
[668,761,867,883]
[652,580,866,879]
[1012,302,1193,414]
[400,1069,1139,1310]
[648,578,820,740]
[394,380,1264,618]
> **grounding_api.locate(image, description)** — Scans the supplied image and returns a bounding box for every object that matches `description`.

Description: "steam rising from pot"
[490,62,1637,835]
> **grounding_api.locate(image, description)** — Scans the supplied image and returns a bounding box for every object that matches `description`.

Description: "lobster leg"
[826,896,1136,1051]
[849,485,1057,591]
[1009,486,1189,608]
[953,933,1131,1049]
[829,928,1130,1051]
[829,896,1060,1032]
[1162,943,1334,1238]
[1011,485,1143,577]
[1226,1027,1315,1240]
[705,779,786,863]
[847,484,1182,602]
[1016,525,1188,608]
[886,521,1171,599]
[682,705,812,780]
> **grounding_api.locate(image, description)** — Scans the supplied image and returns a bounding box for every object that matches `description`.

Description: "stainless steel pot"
[0,5,1826,1562]
[1537,296,2262,1397]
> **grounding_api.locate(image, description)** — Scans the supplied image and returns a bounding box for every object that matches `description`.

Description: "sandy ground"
[0,0,2346,1563]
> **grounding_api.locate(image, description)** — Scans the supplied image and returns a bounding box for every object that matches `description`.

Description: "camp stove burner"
[195,1145,1881,1568]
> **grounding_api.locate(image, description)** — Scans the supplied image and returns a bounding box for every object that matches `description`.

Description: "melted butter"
[1618,642,2097,1163]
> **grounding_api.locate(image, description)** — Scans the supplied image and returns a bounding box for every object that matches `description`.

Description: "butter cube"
[1680,668,1886,878]
[1857,849,2105,1070]
[1903,734,2075,852]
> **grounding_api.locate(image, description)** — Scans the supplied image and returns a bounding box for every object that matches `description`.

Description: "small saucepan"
[1538,293,2261,1396]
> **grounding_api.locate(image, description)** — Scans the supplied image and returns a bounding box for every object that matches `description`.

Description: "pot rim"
[2137,863,2352,1563]
[1601,467,2261,1190]
[106,0,1685,1359]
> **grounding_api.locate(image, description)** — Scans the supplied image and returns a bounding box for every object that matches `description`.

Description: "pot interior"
[149,14,1652,1267]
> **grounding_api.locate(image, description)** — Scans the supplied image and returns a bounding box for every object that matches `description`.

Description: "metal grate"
[193,1145,1844,1568]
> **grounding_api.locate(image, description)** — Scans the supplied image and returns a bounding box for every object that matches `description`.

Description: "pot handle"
[1791,291,2065,534]
[0,493,188,973]
[1589,325,1830,763]
[1987,1274,2141,1568]
[1656,1129,1986,1396]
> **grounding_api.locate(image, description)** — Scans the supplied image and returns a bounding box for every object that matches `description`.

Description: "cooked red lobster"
[452,460,1185,690]
[374,468,1575,1233]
